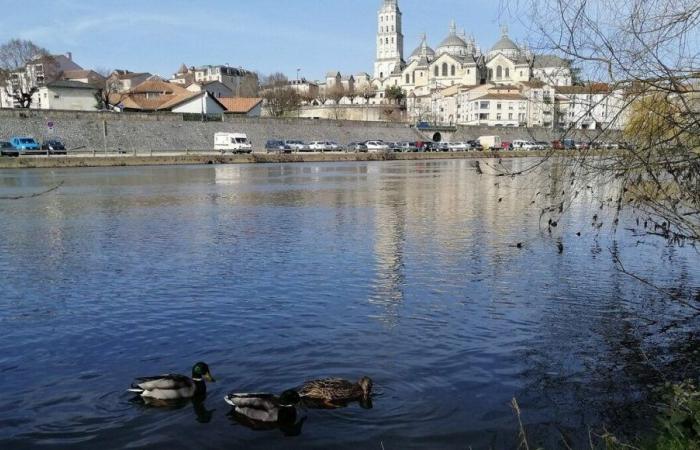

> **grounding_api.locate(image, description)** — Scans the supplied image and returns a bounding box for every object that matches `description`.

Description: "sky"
[2,0,527,81]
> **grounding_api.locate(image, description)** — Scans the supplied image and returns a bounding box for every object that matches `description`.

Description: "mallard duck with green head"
[297,376,373,408]
[128,362,215,401]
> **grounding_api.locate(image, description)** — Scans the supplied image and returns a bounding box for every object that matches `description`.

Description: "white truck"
[478,135,502,150]
[214,133,253,153]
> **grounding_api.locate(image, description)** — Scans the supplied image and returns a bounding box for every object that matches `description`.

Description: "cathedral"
[371,0,573,94]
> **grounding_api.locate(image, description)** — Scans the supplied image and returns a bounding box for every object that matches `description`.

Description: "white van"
[478,135,502,150]
[214,133,253,153]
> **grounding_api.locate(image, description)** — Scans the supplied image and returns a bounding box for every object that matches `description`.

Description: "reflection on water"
[0,160,698,449]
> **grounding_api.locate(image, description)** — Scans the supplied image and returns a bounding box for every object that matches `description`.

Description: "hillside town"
[0,0,666,131]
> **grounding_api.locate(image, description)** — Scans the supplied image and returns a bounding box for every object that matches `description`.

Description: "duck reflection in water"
[225,390,306,437]
[129,396,215,424]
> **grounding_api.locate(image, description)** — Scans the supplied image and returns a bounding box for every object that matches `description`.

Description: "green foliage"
[384,85,405,102]
[653,381,700,450]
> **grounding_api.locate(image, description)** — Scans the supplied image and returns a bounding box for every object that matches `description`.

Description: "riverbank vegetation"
[498,0,700,446]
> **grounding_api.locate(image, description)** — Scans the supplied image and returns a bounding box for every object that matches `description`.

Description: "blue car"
[10,137,40,152]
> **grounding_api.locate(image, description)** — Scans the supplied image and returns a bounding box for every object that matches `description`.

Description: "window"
[442,63,448,77]
[497,66,503,79]
[467,69,470,74]
[391,37,394,43]
[520,71,523,76]
[488,69,493,80]
[497,113,502,120]
[380,72,384,78]
[434,66,439,76]
[406,74,410,83]
[386,38,389,44]
[505,68,510,78]
[480,101,490,109]
[509,113,513,119]
[412,72,415,83]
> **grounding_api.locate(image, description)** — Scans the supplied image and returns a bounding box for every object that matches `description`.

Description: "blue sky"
[3,0,525,80]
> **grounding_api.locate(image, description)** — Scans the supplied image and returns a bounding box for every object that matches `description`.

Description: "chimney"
[66,52,72,60]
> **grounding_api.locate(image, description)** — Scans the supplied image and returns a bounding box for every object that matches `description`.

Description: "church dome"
[435,21,472,58]
[409,34,435,63]
[487,27,521,60]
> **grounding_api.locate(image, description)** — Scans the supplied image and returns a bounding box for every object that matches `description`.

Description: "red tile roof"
[217,97,263,113]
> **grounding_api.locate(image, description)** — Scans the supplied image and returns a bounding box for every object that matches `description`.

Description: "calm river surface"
[0,160,698,449]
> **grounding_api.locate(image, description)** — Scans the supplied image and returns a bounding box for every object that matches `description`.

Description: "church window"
[467,69,470,74]
[386,38,389,44]
[434,66,439,76]
[451,65,456,76]
[442,63,448,76]
[488,68,493,79]
[412,72,415,83]
[520,71,523,76]
[406,74,410,83]
[392,26,394,31]
[496,66,503,79]
[380,72,384,78]
[505,68,510,78]
[391,37,394,43]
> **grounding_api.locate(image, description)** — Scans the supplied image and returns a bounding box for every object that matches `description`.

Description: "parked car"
[535,141,550,150]
[397,142,418,152]
[467,140,483,151]
[0,141,19,157]
[416,142,438,152]
[562,139,576,150]
[214,133,253,153]
[436,142,450,152]
[347,142,368,152]
[512,140,539,150]
[284,140,310,152]
[500,141,513,151]
[10,137,40,152]
[551,140,564,150]
[41,140,67,155]
[448,142,471,152]
[386,142,402,152]
[365,140,389,152]
[265,140,292,153]
[308,141,328,151]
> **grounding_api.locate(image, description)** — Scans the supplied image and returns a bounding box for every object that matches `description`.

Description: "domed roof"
[437,33,468,50]
[410,34,435,59]
[436,20,469,52]
[490,35,519,52]
[489,26,520,55]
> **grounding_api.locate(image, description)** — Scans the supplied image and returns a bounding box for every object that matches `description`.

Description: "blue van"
[10,137,40,152]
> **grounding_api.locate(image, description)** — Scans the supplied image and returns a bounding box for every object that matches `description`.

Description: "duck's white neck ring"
[193,377,203,382]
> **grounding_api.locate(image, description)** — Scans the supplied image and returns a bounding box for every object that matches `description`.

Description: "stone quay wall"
[0,109,621,154]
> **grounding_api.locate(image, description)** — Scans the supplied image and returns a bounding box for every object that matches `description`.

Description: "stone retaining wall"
[0,109,621,154]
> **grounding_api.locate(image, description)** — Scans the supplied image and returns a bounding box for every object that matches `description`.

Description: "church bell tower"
[374,0,404,80]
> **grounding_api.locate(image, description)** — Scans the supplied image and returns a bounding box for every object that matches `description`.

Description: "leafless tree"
[327,84,346,120]
[94,75,126,111]
[261,72,301,117]
[0,39,56,108]
[499,0,700,246]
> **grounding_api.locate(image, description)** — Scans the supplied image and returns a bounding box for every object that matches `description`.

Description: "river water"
[0,160,698,449]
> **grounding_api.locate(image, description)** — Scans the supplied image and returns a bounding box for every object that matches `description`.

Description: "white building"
[556,84,628,130]
[33,80,99,111]
[1,53,83,108]
[190,65,258,96]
